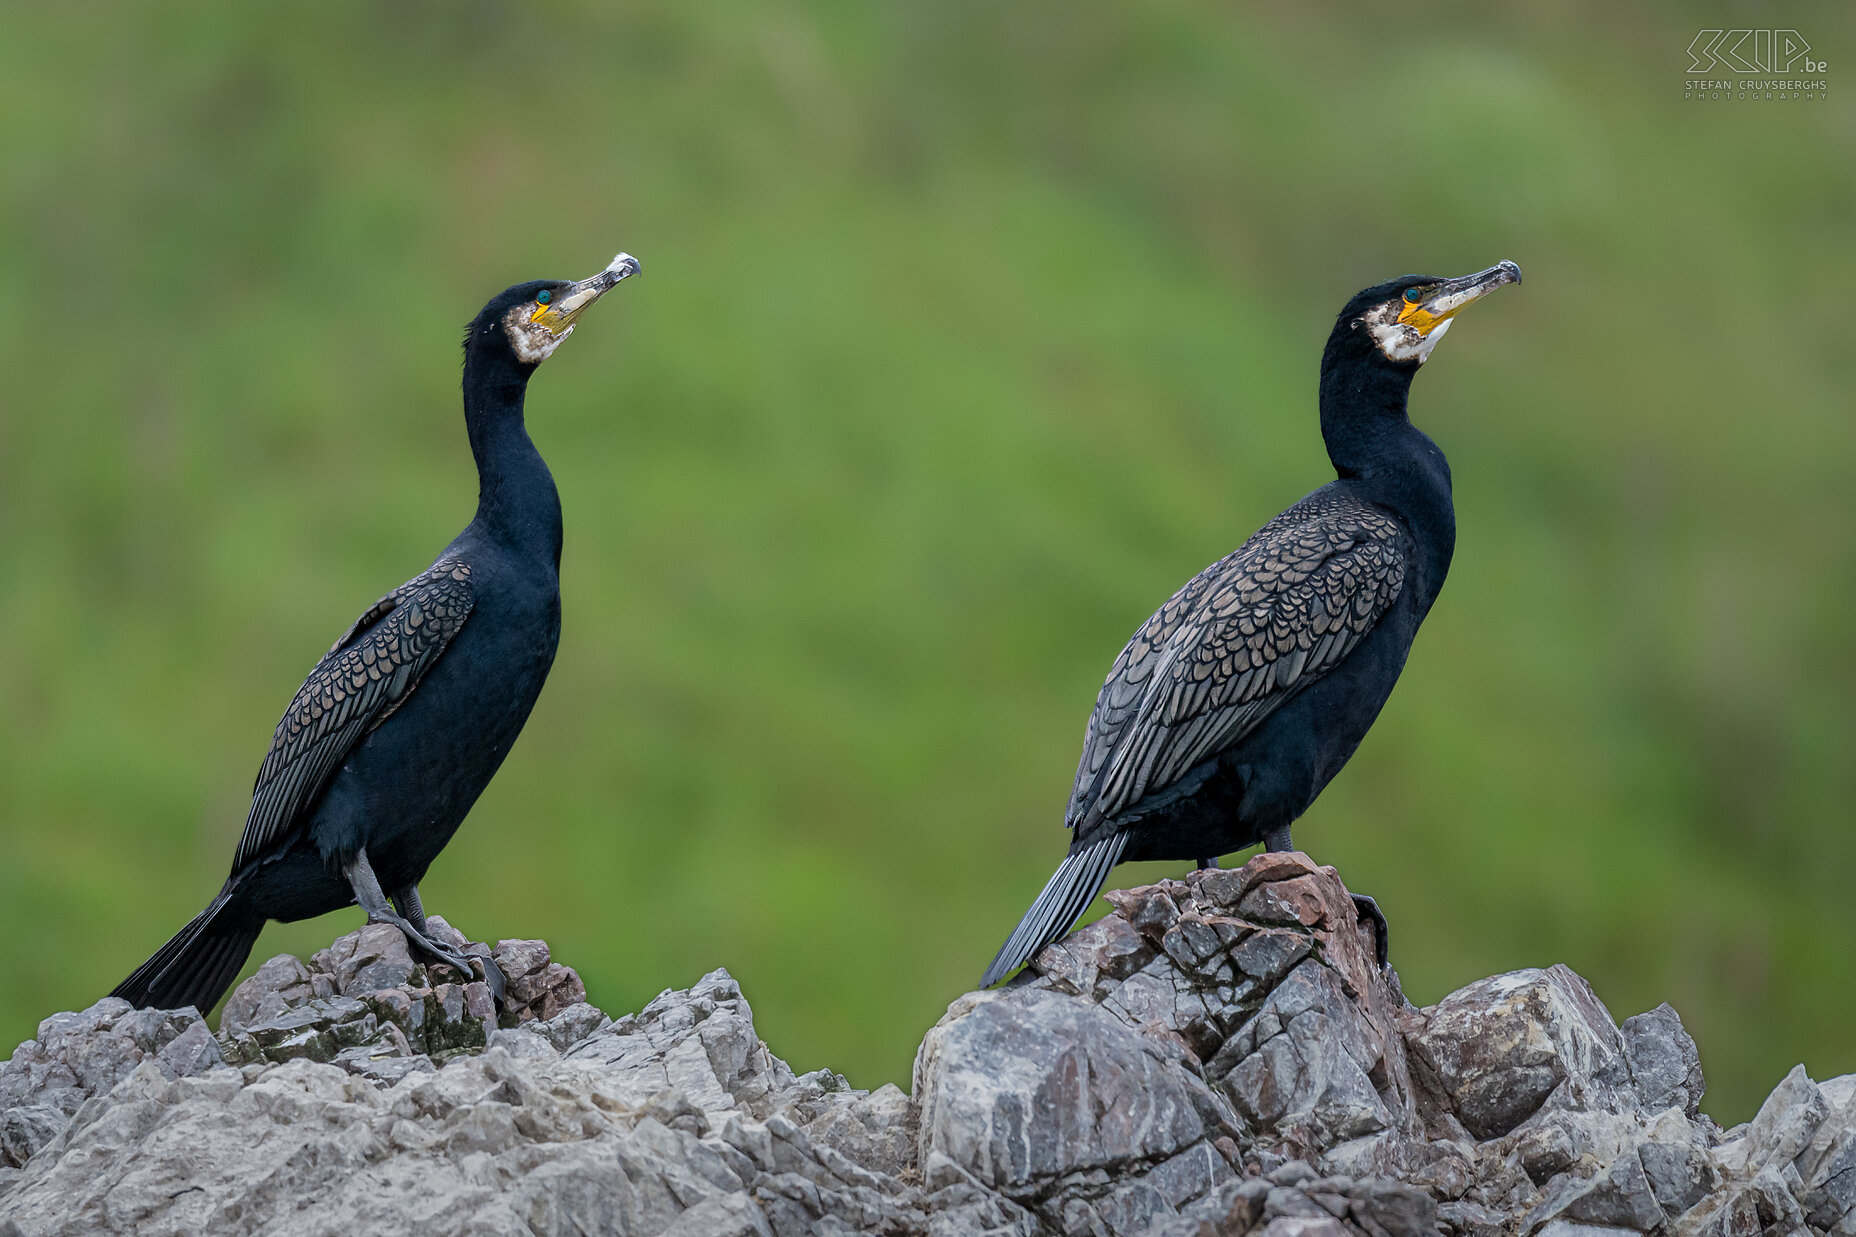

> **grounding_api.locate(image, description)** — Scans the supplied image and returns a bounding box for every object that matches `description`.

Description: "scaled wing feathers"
[231,560,475,872]
[1067,492,1405,832]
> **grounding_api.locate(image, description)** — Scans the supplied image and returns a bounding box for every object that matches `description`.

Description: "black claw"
[394,925,473,981]
[475,953,508,1003]
[1351,893,1390,969]
[1196,857,1220,871]
[391,922,506,1004]
[419,937,508,1005]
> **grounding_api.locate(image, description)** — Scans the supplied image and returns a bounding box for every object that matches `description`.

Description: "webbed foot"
[347,850,505,997]
[381,911,478,977]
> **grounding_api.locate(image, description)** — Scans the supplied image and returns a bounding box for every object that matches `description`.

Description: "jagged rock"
[805,1082,914,1179]
[1620,1006,1706,1121]
[0,962,936,1237]
[914,988,1225,1195]
[474,935,588,1024]
[1406,966,1634,1140]
[0,999,222,1170]
[6,853,1856,1237]
[1213,959,1399,1145]
[913,852,1856,1236]
[213,920,581,1073]
[1796,1081,1856,1231]
[914,855,1444,1234]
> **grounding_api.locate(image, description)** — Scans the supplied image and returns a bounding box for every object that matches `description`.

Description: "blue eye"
[1402,287,1423,304]
[536,289,552,305]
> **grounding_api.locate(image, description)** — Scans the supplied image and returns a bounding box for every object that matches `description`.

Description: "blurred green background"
[1,2,1851,1125]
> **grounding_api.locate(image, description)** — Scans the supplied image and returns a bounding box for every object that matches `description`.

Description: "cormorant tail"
[111,892,262,1014]
[981,830,1130,988]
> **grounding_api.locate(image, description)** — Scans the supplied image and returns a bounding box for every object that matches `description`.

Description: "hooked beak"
[532,252,642,336]
[1398,260,1521,336]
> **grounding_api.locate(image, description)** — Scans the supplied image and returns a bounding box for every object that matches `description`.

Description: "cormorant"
[982,261,1520,987]
[113,253,642,1013]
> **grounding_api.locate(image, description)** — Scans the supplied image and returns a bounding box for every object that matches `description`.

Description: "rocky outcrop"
[915,856,1785,1237]
[4,853,1854,1236]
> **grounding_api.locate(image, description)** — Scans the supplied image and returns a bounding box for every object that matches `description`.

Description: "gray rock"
[804,1082,914,1179]
[1740,1063,1827,1171]
[914,988,1216,1195]
[0,1107,64,1172]
[1436,1199,1505,1237]
[1140,1217,1218,1237]
[1257,1216,1351,1237]
[1526,1142,1663,1232]
[218,954,318,1037]
[566,969,798,1119]
[5,852,1855,1237]
[1532,1224,1641,1237]
[662,1192,772,1237]
[1270,1160,1320,1186]
[0,998,224,1173]
[1348,1180,1437,1237]
[1800,1119,1856,1230]
[1238,874,1328,929]
[1513,1119,1578,1185]
[1633,1109,1716,1217]
[1266,1184,1334,1218]
[322,921,420,993]
[526,1001,609,1052]
[1232,930,1313,986]
[1213,960,1395,1146]
[493,938,589,1022]
[1620,1004,1705,1119]
[1407,966,1631,1140]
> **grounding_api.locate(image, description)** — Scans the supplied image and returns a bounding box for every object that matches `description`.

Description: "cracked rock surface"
[5,853,1855,1236]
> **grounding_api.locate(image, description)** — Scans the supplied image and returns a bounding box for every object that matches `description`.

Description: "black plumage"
[983,262,1519,987]
[114,253,641,1013]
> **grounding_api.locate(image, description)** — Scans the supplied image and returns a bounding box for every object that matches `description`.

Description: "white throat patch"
[503,306,572,365]
[1360,301,1451,365]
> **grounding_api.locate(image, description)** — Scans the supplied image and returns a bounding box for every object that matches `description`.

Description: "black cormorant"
[982,261,1520,987]
[113,253,641,1012]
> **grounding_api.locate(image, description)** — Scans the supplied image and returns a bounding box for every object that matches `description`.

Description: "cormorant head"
[1326,261,1521,372]
[467,252,642,368]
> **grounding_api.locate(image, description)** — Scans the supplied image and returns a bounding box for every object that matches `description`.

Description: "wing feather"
[1066,490,1406,833]
[230,560,475,872]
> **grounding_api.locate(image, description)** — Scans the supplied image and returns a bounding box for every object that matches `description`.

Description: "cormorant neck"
[1317,352,1420,480]
[1317,347,1455,604]
[462,345,562,567]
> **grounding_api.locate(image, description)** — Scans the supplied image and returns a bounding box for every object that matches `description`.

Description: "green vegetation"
[0,3,1851,1123]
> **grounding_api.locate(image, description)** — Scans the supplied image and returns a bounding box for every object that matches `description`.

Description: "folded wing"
[1067,491,1406,836]
[230,560,476,872]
